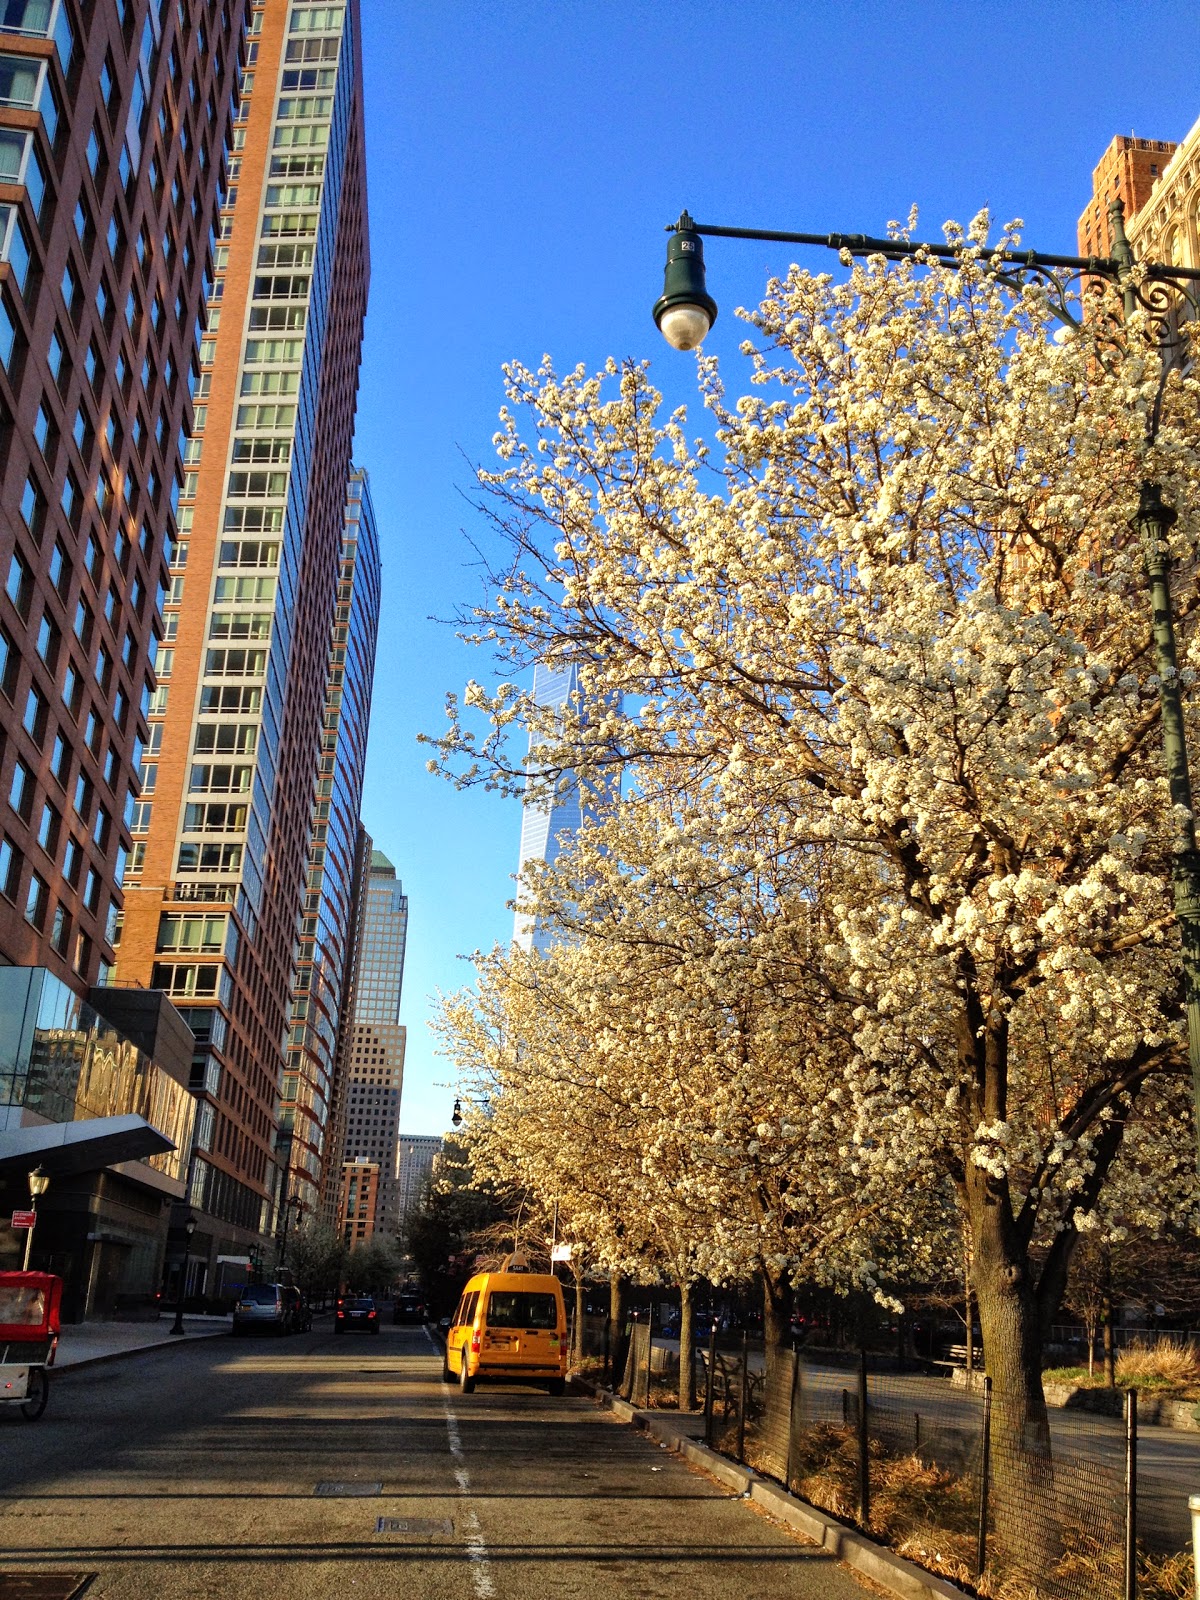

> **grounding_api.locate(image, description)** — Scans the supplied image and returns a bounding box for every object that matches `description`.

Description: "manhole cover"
[314,1482,382,1497]
[375,1517,453,1536]
[0,1578,95,1600]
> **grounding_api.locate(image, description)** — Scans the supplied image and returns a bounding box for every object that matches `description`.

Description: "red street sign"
[10,1211,35,1230]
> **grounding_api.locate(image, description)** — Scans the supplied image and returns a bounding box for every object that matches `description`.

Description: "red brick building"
[1077,133,1177,258]
[0,0,245,988]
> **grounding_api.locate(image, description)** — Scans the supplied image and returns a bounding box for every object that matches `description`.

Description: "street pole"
[1105,198,1200,1177]
[23,1167,49,1271]
[169,1216,196,1336]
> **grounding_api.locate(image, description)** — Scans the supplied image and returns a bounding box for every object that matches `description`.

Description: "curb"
[573,1376,971,1600]
[54,1329,229,1374]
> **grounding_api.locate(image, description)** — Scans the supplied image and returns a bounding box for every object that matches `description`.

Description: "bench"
[931,1343,983,1370]
[699,1348,765,1416]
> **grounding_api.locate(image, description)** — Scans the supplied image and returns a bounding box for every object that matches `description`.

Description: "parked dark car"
[335,1295,380,1334]
[283,1285,311,1332]
[392,1293,426,1325]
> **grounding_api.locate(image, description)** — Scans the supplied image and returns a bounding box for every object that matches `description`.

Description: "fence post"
[976,1375,993,1579]
[1125,1388,1137,1600]
[704,1319,717,1447]
[736,1329,750,1463]
[603,1317,611,1389]
[643,1322,653,1408]
[857,1348,870,1528]
[785,1348,800,1490]
[914,1411,921,1457]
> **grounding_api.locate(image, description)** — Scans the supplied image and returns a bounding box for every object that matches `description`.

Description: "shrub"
[1115,1338,1200,1389]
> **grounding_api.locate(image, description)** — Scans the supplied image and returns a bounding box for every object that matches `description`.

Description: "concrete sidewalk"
[53,1314,231,1370]
[574,1377,970,1600]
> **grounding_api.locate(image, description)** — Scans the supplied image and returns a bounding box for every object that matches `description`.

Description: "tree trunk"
[1086,1311,1097,1378]
[609,1272,625,1330]
[678,1280,696,1411]
[1103,1301,1116,1387]
[969,1178,1062,1583]
[761,1265,789,1390]
[574,1269,585,1370]
[963,1225,975,1374]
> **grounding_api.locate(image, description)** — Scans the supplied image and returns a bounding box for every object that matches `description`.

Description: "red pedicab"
[0,1271,62,1421]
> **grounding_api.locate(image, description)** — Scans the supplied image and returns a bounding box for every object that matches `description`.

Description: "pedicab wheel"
[546,1378,565,1396]
[20,1368,48,1421]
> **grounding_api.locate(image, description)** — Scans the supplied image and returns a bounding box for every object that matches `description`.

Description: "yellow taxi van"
[442,1254,567,1395]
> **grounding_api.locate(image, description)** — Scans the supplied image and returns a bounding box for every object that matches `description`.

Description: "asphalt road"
[0,1321,873,1599]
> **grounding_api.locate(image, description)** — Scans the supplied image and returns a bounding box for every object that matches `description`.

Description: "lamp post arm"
[670,214,1200,287]
[675,219,1125,277]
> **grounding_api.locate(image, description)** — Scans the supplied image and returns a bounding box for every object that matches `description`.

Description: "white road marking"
[427,1327,496,1599]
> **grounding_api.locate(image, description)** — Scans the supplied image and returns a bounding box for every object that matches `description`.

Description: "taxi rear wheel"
[441,1353,453,1383]
[458,1357,476,1394]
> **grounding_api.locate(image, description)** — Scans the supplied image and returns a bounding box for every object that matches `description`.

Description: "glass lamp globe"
[658,302,713,351]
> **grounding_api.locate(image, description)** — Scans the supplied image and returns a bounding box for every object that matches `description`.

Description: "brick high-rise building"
[111,0,370,1297]
[278,467,379,1223]
[0,0,244,987]
[1077,132,1178,259]
[0,0,248,1316]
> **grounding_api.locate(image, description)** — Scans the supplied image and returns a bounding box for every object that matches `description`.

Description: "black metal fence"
[577,1321,1192,1600]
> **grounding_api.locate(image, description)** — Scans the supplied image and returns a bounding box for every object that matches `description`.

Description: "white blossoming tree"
[430,223,1200,1560]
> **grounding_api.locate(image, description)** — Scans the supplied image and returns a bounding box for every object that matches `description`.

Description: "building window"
[24,871,47,930]
[36,799,58,854]
[0,53,41,109]
[6,549,31,616]
[19,476,43,541]
[0,835,18,900]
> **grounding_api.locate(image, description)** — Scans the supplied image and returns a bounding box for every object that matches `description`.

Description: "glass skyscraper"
[513,662,585,952]
[277,467,379,1219]
[334,849,408,1242]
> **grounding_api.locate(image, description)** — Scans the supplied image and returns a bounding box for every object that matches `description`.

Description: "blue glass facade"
[278,467,380,1217]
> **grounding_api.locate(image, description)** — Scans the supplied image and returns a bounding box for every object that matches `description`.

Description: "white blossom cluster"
[429,228,1200,1383]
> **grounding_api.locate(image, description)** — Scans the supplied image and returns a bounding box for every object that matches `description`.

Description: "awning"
[0,1115,175,1177]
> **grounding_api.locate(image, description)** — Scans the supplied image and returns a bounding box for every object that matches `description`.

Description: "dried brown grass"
[1116,1338,1200,1388]
[736,1413,1196,1600]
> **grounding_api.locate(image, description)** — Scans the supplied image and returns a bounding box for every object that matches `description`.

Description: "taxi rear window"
[484,1291,557,1329]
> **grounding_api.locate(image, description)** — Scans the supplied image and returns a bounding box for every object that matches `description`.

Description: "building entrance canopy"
[0,1113,174,1178]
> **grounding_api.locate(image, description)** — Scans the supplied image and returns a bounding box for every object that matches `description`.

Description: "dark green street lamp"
[168,1214,196,1336]
[653,203,1200,1167]
[652,212,718,350]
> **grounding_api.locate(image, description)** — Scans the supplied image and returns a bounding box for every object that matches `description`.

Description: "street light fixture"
[23,1167,49,1272]
[653,202,1200,1167]
[451,1098,463,1129]
[168,1215,196,1336]
[651,212,718,350]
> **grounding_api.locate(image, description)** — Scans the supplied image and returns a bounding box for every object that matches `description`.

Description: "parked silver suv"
[232,1283,291,1335]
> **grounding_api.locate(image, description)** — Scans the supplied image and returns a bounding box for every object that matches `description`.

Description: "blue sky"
[351,0,1200,1136]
